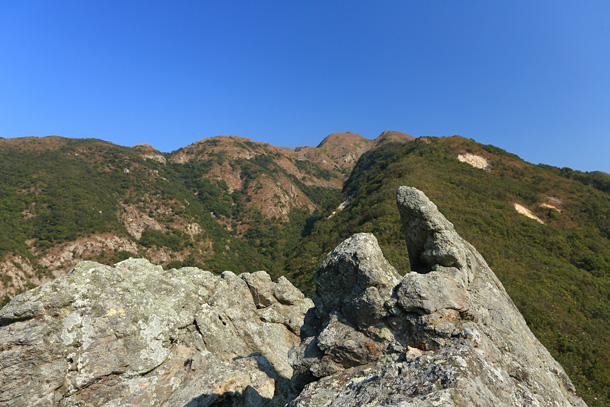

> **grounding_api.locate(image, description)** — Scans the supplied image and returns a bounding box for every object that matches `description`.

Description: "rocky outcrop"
[289,186,586,406]
[0,186,587,406]
[0,259,312,406]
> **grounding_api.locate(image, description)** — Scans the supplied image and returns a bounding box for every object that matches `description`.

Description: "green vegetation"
[293,159,336,181]
[286,137,610,406]
[0,138,339,285]
[0,139,130,255]
[541,164,610,196]
[139,229,190,251]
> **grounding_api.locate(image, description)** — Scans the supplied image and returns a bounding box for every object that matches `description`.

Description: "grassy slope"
[286,137,610,406]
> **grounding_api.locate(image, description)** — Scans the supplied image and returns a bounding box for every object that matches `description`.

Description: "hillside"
[291,130,414,173]
[0,132,411,302]
[285,136,610,406]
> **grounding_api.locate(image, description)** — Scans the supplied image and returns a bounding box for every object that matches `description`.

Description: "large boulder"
[289,186,586,406]
[0,259,312,407]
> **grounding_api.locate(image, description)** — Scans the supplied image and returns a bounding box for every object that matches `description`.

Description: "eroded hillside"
[0,131,413,302]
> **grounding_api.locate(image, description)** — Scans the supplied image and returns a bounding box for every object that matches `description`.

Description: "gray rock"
[314,233,401,329]
[290,187,586,406]
[0,259,312,407]
[396,270,470,315]
[396,186,471,274]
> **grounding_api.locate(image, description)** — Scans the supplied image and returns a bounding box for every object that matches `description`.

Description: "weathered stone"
[396,186,471,273]
[316,314,383,368]
[273,276,306,306]
[0,258,312,407]
[242,271,276,308]
[290,187,586,406]
[314,233,401,328]
[396,270,470,315]
[290,234,404,382]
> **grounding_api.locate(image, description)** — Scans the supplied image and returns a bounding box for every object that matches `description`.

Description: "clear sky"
[1,1,609,172]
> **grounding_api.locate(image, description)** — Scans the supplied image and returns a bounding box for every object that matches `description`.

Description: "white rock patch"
[540,203,561,213]
[513,203,544,224]
[457,153,490,171]
[327,196,352,219]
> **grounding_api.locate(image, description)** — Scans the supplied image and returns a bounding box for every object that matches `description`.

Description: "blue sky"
[1,1,609,172]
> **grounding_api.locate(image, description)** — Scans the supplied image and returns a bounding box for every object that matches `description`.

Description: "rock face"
[0,259,312,406]
[289,187,586,406]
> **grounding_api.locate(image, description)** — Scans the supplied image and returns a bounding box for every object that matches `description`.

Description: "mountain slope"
[0,132,413,302]
[285,136,610,406]
[291,130,415,174]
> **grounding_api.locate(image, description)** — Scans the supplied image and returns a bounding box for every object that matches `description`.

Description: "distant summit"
[292,131,415,171]
[373,130,415,144]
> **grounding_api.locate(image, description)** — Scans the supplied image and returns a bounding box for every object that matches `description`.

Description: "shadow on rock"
[184,353,296,407]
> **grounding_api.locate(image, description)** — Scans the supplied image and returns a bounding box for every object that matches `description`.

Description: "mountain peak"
[194,135,259,145]
[316,132,368,149]
[375,130,415,143]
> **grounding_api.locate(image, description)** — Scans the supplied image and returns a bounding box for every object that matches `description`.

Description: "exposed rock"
[514,203,545,224]
[1,234,141,299]
[133,144,167,164]
[396,186,472,273]
[457,152,491,171]
[326,195,352,219]
[117,203,164,239]
[289,186,586,406]
[540,203,562,213]
[0,255,40,299]
[0,259,312,406]
[313,234,401,331]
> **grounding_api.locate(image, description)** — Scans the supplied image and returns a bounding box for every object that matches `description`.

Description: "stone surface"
[289,186,586,406]
[0,259,313,407]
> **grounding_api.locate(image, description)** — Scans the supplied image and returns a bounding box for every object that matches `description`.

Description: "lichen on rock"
[0,258,312,406]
